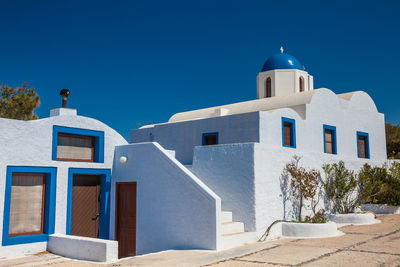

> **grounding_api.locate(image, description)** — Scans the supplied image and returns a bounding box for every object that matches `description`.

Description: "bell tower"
[257,48,314,99]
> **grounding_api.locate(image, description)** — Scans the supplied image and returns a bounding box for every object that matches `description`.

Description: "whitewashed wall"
[191,143,257,231]
[133,89,386,167]
[110,142,221,255]
[257,69,313,98]
[259,89,387,160]
[131,112,260,165]
[192,143,386,237]
[0,109,127,257]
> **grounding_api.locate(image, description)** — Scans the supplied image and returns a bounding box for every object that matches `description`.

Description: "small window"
[282,118,296,148]
[323,125,337,154]
[266,77,272,98]
[299,77,304,92]
[57,133,94,162]
[357,131,370,159]
[52,126,104,163]
[202,132,218,146]
[9,173,46,237]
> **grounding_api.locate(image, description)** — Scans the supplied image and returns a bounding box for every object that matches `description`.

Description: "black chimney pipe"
[59,89,70,108]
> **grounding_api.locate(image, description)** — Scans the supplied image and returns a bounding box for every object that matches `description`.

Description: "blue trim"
[2,166,57,246]
[202,132,219,145]
[281,117,296,148]
[323,125,337,154]
[357,131,370,159]
[52,125,104,163]
[66,168,111,239]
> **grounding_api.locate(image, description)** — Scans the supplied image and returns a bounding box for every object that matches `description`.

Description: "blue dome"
[261,53,303,72]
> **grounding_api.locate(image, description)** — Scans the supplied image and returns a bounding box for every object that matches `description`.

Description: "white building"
[0,108,127,259]
[0,50,388,260]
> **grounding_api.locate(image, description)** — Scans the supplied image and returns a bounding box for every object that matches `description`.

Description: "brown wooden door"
[71,174,101,238]
[116,182,137,258]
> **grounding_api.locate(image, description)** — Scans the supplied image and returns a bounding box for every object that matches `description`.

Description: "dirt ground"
[0,214,399,267]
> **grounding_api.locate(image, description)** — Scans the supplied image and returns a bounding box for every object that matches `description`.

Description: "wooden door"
[116,182,137,258]
[71,174,101,238]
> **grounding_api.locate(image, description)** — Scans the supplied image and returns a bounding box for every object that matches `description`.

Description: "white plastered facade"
[0,55,390,259]
[0,108,127,258]
[131,65,387,240]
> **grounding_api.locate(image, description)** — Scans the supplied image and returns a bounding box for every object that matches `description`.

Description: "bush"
[285,156,325,223]
[358,164,389,205]
[368,161,400,206]
[322,161,359,214]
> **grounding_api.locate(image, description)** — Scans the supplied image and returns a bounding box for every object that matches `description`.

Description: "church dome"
[261,53,303,72]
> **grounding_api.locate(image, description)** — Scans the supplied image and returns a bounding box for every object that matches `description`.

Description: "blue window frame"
[52,125,104,163]
[202,132,219,146]
[66,168,111,239]
[282,117,296,148]
[357,131,370,159]
[323,125,337,154]
[2,166,57,246]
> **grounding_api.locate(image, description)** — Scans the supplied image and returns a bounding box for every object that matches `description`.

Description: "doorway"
[71,174,101,238]
[116,182,137,258]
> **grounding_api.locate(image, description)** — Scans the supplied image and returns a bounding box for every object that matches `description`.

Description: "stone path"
[210,214,400,267]
[0,214,399,267]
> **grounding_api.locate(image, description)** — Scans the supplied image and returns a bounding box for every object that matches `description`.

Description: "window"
[57,133,94,162]
[9,173,46,237]
[52,126,104,163]
[357,131,370,159]
[266,77,272,98]
[299,76,304,92]
[323,125,337,154]
[2,166,57,246]
[282,117,296,148]
[202,132,218,146]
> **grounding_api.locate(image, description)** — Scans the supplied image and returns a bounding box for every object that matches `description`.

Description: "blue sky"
[1,0,399,140]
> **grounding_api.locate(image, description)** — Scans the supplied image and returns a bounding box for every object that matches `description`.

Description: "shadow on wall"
[280,169,299,220]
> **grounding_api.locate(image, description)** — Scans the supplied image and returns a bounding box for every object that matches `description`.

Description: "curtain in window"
[57,134,94,161]
[325,130,333,154]
[358,136,366,158]
[9,173,45,235]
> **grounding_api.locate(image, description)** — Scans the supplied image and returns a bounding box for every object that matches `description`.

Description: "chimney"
[60,89,70,108]
[50,89,76,117]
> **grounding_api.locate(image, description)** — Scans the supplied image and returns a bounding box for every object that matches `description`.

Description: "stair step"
[221,211,232,223]
[221,222,244,235]
[220,232,258,250]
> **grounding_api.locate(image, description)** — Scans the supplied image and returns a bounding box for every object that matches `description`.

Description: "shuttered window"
[324,129,334,154]
[202,132,218,146]
[357,132,369,159]
[266,77,272,98]
[204,135,217,145]
[299,77,304,92]
[282,118,296,148]
[9,173,46,236]
[323,125,337,154]
[284,122,292,147]
[57,133,94,162]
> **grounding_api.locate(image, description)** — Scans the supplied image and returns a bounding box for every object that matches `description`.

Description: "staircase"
[220,211,258,250]
[182,165,257,250]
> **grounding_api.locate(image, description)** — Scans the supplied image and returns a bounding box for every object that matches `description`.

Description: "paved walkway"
[1,214,399,267]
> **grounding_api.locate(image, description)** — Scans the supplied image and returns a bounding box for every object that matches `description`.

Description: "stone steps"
[220,211,257,250]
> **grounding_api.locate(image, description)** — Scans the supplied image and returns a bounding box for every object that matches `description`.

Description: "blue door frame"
[66,168,111,239]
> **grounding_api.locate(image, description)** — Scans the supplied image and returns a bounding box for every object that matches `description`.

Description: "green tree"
[386,123,400,159]
[0,83,40,120]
